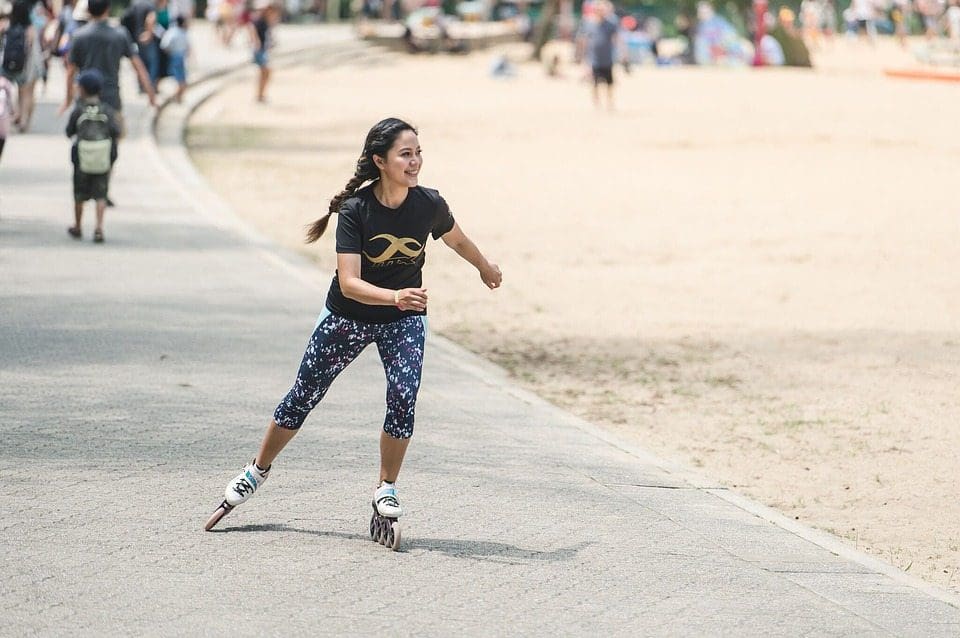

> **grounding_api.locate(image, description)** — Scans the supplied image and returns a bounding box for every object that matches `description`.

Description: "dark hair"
[10,0,32,25]
[305,117,417,243]
[88,0,110,18]
[77,69,104,95]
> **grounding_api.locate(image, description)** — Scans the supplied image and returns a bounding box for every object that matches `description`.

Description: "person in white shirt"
[851,0,877,42]
[159,14,189,102]
[800,0,823,48]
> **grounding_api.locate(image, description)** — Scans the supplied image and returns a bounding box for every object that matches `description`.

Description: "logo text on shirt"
[363,234,424,265]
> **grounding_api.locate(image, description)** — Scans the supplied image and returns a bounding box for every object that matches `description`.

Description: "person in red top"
[205,118,502,549]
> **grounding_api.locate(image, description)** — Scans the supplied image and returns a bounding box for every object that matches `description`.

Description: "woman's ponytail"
[304,213,333,244]
[305,159,374,243]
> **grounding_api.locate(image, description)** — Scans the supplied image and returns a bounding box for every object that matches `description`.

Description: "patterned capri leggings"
[273,308,427,438]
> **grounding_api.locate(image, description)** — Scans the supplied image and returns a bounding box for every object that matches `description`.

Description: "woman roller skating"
[204,118,502,550]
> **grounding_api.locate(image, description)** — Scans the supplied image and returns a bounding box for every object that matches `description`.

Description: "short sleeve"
[335,201,363,253]
[68,37,84,66]
[123,31,138,58]
[431,194,456,240]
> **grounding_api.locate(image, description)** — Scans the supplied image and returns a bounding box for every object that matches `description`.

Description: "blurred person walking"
[65,69,119,242]
[152,0,172,88]
[2,0,44,132]
[800,0,823,48]
[121,0,160,89]
[892,0,915,46]
[249,1,279,103]
[50,0,83,61]
[61,0,156,127]
[822,0,838,38]
[61,0,155,208]
[850,0,877,43]
[203,117,502,545]
[946,0,960,48]
[159,14,189,102]
[917,0,945,39]
[577,0,623,110]
[0,74,15,162]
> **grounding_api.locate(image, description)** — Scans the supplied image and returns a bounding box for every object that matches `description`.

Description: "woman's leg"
[374,316,426,483]
[141,41,160,89]
[72,200,83,231]
[94,198,106,234]
[266,312,374,464]
[255,419,299,469]
[379,432,410,484]
[257,66,270,102]
[18,81,35,132]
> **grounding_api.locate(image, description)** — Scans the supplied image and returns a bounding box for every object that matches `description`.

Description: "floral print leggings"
[273,309,426,438]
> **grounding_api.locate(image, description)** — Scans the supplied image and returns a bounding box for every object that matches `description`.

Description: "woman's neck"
[373,180,409,210]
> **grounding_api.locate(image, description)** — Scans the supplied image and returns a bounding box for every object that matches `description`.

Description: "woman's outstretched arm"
[441,222,502,289]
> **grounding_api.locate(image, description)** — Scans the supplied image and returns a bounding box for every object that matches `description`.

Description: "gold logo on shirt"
[363,234,424,264]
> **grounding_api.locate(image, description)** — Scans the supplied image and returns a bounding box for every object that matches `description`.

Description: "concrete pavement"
[2,22,959,636]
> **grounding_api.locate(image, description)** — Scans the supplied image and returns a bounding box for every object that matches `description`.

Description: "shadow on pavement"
[211,522,591,563]
[210,523,366,542]
[0,215,249,252]
[403,537,592,563]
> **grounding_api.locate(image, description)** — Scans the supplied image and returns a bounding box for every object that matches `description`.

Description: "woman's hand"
[395,288,428,311]
[480,262,502,289]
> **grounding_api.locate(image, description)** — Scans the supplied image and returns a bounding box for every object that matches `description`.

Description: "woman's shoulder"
[339,184,374,213]
[410,185,444,207]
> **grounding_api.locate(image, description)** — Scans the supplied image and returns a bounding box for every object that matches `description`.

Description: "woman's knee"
[273,381,326,430]
[383,414,415,439]
[383,389,417,438]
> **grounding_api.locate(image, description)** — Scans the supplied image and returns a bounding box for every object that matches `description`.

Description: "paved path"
[2,23,960,637]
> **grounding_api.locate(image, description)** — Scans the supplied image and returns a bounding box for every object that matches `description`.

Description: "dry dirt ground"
[187,35,960,591]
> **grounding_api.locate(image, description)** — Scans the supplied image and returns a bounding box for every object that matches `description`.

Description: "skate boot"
[369,482,402,551]
[203,461,270,531]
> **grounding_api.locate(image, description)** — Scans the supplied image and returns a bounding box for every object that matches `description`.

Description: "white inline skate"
[369,482,402,551]
[203,461,270,531]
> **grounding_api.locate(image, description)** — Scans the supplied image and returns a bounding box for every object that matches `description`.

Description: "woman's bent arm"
[337,253,428,311]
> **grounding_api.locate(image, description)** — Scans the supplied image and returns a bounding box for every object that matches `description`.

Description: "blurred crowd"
[555,0,960,70]
[0,0,283,244]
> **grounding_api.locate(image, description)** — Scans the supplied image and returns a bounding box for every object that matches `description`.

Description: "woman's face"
[375,130,421,189]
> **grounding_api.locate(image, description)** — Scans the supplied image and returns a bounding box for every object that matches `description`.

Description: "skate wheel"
[388,522,401,551]
[204,503,232,532]
[384,522,394,547]
[369,514,377,541]
[378,519,388,545]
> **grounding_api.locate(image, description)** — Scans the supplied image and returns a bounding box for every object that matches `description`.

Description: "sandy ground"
[187,35,960,591]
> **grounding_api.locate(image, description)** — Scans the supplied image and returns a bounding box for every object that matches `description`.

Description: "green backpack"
[76,104,113,175]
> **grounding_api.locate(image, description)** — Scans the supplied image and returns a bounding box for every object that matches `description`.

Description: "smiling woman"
[203,117,502,551]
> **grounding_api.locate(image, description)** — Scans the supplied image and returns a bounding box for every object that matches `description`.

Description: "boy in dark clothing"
[250,2,280,102]
[66,69,120,243]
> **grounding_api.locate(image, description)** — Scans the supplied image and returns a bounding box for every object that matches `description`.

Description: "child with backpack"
[0,74,15,163]
[65,69,119,243]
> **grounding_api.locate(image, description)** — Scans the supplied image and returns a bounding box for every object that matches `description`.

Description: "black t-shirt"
[326,184,456,323]
[69,21,138,111]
